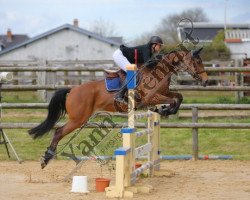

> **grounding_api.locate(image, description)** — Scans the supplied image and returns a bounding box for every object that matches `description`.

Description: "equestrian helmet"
[149,36,163,45]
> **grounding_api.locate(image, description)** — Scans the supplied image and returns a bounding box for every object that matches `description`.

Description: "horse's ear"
[192,47,203,57]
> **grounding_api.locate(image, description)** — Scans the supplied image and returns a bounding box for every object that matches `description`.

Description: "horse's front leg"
[150,92,183,116]
[164,91,183,115]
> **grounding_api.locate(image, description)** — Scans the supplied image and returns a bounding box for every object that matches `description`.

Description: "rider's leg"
[115,82,128,103]
[113,49,130,71]
[113,49,131,103]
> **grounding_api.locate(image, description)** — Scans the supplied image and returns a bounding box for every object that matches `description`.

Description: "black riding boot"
[115,83,128,104]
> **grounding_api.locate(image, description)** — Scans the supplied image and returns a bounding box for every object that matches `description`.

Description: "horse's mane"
[164,49,190,56]
[140,48,195,72]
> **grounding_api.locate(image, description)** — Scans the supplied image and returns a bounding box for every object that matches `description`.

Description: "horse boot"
[40,147,55,169]
[157,105,172,116]
[114,82,128,104]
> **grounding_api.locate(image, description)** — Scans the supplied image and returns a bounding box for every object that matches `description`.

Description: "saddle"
[104,69,126,92]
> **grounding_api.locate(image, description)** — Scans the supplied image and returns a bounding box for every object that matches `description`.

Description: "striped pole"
[106,64,161,198]
[121,64,137,187]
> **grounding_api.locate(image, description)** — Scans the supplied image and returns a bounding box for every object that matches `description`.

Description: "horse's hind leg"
[41,120,83,169]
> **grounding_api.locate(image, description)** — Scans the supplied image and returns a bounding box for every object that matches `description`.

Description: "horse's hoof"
[158,108,171,117]
[41,162,46,169]
[149,106,158,113]
[40,157,47,169]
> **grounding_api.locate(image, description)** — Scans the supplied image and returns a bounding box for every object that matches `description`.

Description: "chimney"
[7,29,13,42]
[73,19,79,27]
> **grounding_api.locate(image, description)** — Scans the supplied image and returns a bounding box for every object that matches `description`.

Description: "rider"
[113,35,164,103]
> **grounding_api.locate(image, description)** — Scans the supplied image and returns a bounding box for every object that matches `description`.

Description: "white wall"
[0,29,118,60]
[226,42,250,60]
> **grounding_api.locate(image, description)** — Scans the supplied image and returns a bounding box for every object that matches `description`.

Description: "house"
[0,20,123,101]
[0,19,122,61]
[177,22,250,60]
[224,29,250,60]
[0,29,29,51]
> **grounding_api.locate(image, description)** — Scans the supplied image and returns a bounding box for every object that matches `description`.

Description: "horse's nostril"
[203,80,208,87]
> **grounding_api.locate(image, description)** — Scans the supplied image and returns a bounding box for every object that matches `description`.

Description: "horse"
[28,48,208,169]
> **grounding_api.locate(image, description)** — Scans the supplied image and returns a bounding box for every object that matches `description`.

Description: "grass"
[1,91,43,103]
[0,90,250,161]
[1,116,250,161]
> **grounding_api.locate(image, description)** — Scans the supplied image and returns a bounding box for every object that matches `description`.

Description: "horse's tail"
[28,88,71,139]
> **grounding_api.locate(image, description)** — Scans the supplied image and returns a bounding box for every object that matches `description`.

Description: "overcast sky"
[1,0,250,42]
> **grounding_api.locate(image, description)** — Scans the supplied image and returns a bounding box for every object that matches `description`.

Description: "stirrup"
[114,97,127,104]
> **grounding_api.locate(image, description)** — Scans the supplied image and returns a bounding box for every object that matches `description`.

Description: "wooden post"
[106,147,131,198]
[192,107,199,160]
[37,59,46,101]
[90,71,95,81]
[121,127,134,187]
[235,59,243,103]
[46,71,56,101]
[64,71,69,85]
[148,111,153,176]
[149,112,160,175]
[116,155,126,196]
[12,71,19,100]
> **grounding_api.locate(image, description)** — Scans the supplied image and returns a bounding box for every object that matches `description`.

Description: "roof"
[177,23,250,42]
[178,27,222,41]
[0,24,122,56]
[0,34,29,50]
[178,22,250,29]
[107,37,123,44]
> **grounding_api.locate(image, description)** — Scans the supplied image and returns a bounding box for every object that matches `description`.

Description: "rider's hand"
[145,60,158,69]
[155,54,163,60]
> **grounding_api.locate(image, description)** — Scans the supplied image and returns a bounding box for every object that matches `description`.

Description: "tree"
[202,30,231,61]
[157,7,209,44]
[89,18,119,37]
[134,7,209,44]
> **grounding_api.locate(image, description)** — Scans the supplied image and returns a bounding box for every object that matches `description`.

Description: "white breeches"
[113,49,131,71]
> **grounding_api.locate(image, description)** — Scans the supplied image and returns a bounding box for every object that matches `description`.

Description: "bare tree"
[132,32,153,45]
[158,7,209,44]
[134,7,209,44]
[89,18,119,37]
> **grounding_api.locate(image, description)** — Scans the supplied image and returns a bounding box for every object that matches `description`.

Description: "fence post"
[148,112,160,175]
[192,107,199,160]
[37,59,46,101]
[148,111,154,176]
[235,59,243,103]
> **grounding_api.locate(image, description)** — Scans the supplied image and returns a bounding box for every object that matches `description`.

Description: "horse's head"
[167,48,208,87]
[183,48,208,87]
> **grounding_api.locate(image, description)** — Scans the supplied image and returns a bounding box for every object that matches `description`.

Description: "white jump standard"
[106,64,161,198]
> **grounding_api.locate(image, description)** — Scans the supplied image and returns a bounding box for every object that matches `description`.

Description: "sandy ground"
[0,160,250,200]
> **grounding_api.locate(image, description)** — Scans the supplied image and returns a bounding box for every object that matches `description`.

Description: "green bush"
[239,96,250,104]
[201,30,231,61]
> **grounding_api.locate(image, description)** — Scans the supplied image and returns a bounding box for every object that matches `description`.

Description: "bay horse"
[28,48,208,169]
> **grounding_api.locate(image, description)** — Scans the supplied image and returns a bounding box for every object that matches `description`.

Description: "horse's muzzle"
[202,80,208,87]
